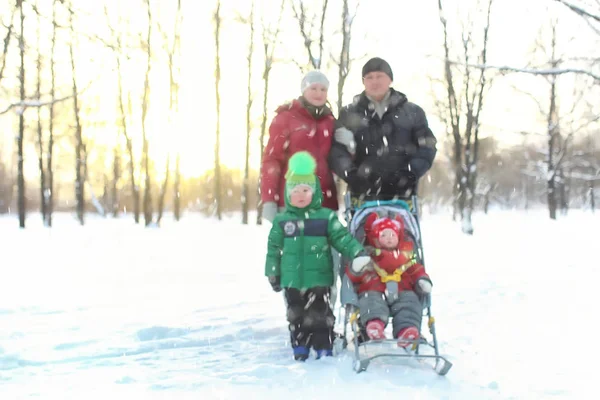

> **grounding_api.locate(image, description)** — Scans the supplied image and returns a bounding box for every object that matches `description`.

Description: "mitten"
[268,275,282,292]
[334,126,356,155]
[416,278,432,294]
[409,159,430,179]
[262,201,278,223]
[351,256,373,274]
[346,170,370,193]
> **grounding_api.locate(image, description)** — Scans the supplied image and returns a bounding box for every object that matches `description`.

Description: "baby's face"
[289,185,313,208]
[378,228,399,249]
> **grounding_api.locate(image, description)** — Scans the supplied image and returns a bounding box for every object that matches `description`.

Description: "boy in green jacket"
[265,151,371,361]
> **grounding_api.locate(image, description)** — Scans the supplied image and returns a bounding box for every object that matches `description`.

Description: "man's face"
[289,185,313,208]
[303,84,328,107]
[363,71,392,101]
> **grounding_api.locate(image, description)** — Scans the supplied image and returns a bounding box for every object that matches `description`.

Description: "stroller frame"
[338,191,453,376]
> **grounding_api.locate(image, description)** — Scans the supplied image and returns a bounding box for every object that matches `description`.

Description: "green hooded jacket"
[264,175,365,290]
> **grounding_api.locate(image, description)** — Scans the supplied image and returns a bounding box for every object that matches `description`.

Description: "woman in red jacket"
[260,70,339,222]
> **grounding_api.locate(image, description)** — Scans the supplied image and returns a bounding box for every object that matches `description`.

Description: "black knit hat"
[362,57,393,81]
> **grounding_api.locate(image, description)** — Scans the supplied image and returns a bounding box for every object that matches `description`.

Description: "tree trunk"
[47,0,57,227]
[156,155,170,225]
[142,0,153,226]
[256,53,271,225]
[69,3,85,225]
[524,176,529,211]
[35,5,47,224]
[165,0,182,223]
[17,0,26,228]
[112,149,120,217]
[336,0,352,115]
[256,0,284,225]
[558,168,568,215]
[213,2,223,220]
[108,5,140,224]
[590,180,595,212]
[102,173,109,215]
[242,2,255,225]
[174,154,181,221]
[119,71,138,223]
[546,26,559,221]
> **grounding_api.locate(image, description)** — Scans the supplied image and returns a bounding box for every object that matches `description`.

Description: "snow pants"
[284,287,335,351]
[358,290,422,337]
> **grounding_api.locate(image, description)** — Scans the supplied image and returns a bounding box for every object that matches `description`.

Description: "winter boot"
[293,346,309,361]
[396,326,419,348]
[315,349,333,359]
[366,319,386,340]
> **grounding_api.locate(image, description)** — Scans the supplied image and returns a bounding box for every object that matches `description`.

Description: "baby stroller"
[336,188,453,375]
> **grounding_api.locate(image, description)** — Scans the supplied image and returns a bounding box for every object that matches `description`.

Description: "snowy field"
[1,209,598,399]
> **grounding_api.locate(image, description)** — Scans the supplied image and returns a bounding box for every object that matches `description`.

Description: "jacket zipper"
[298,217,305,288]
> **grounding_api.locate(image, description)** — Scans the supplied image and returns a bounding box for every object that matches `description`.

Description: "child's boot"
[293,345,309,361]
[315,348,333,359]
[366,319,386,340]
[396,326,419,348]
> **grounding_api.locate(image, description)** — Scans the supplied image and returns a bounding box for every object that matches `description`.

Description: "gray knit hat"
[301,70,330,94]
[362,57,393,81]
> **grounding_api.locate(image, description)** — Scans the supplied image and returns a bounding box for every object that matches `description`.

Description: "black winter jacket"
[328,89,437,198]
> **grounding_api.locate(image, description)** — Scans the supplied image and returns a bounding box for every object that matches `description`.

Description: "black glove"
[394,172,416,189]
[346,170,370,193]
[268,276,282,292]
[409,159,430,179]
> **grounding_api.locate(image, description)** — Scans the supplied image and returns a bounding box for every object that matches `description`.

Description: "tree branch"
[552,0,600,22]
[451,61,600,82]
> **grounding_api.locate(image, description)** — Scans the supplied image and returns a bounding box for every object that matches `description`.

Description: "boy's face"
[378,228,399,249]
[289,185,313,208]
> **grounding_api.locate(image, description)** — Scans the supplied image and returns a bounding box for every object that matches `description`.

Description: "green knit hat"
[285,151,317,196]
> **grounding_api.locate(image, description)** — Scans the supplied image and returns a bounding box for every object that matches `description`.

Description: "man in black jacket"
[329,57,437,200]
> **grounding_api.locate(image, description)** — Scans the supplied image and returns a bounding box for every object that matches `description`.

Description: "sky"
[0,0,598,181]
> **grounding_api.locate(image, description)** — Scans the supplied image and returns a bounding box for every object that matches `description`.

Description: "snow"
[1,209,598,399]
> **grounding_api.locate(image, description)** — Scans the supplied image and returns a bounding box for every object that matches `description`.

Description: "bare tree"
[171,0,183,223]
[552,0,600,33]
[111,148,120,217]
[174,154,181,220]
[156,0,183,225]
[68,1,85,225]
[289,0,329,71]
[46,0,57,227]
[437,0,494,234]
[103,4,140,223]
[241,1,255,225]
[35,0,47,224]
[213,1,223,220]
[0,5,16,85]
[256,0,285,225]
[334,0,360,114]
[141,0,153,226]
[156,155,170,225]
[17,0,26,228]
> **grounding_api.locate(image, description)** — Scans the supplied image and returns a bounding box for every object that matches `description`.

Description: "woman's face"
[303,83,328,107]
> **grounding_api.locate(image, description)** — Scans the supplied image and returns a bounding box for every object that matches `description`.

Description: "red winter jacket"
[260,99,338,210]
[346,242,430,294]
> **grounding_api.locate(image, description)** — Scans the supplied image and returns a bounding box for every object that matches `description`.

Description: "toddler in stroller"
[345,212,433,347]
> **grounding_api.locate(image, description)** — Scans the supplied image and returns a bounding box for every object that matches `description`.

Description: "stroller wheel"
[353,359,369,373]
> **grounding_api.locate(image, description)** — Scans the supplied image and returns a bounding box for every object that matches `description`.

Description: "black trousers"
[284,287,335,351]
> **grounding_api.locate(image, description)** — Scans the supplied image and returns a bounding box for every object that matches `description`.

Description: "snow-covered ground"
[1,209,597,399]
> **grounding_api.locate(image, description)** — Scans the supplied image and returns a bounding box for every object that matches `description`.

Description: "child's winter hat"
[301,70,330,94]
[285,151,318,195]
[364,212,404,245]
